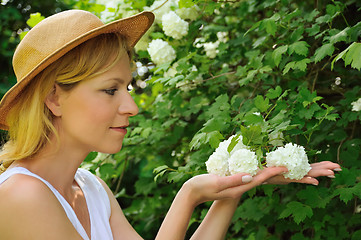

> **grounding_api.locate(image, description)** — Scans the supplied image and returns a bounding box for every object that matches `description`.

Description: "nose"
[118,91,139,116]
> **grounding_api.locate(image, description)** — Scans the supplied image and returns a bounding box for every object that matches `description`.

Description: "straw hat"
[0,9,154,130]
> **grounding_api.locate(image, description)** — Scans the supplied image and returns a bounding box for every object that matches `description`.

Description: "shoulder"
[0,174,82,240]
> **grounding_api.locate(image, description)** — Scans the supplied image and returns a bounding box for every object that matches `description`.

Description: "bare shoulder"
[0,174,82,240]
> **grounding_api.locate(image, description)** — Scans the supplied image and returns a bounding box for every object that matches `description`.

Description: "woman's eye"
[104,89,118,96]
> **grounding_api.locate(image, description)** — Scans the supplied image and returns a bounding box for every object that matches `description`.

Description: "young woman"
[0,9,341,240]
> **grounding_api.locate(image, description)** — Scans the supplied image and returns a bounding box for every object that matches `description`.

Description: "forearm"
[155,185,195,240]
[190,198,240,240]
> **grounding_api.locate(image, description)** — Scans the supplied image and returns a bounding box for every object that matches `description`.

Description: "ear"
[45,84,63,117]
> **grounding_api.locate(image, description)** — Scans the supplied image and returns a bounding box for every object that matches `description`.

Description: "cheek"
[62,92,115,130]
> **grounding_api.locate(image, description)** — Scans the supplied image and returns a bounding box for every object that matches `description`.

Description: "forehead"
[93,54,132,83]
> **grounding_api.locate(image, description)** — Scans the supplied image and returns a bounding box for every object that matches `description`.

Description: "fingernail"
[333,168,342,171]
[262,182,268,185]
[312,182,318,186]
[327,175,335,178]
[242,175,253,183]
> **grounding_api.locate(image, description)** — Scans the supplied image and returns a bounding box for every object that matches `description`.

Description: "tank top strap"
[75,168,113,240]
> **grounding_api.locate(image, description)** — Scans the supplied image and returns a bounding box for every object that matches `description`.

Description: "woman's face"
[54,54,138,154]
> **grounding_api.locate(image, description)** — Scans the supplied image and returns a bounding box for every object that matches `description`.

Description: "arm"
[190,161,342,240]
[156,167,288,240]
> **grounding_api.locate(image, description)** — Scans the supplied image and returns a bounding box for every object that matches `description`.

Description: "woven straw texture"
[0,10,154,130]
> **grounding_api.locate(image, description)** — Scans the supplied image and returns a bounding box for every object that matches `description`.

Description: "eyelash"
[103,88,118,96]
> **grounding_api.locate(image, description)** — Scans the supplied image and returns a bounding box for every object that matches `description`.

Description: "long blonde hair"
[0,33,130,173]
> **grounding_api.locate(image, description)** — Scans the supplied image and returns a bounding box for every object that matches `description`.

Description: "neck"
[11,137,90,195]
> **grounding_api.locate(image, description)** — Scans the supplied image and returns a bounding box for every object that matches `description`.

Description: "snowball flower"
[217,32,228,43]
[206,135,257,176]
[205,140,231,176]
[203,41,220,58]
[266,143,311,180]
[228,149,259,176]
[144,0,178,23]
[147,39,176,65]
[351,98,361,111]
[162,11,189,39]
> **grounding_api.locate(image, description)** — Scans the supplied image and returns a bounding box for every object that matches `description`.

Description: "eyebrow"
[107,77,132,85]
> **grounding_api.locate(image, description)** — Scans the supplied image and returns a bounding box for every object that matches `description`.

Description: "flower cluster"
[143,0,178,23]
[266,143,311,180]
[147,39,176,65]
[351,98,361,112]
[194,32,229,59]
[206,135,259,176]
[206,135,311,180]
[162,11,189,39]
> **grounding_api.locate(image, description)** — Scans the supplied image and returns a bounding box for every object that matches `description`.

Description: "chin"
[94,144,123,154]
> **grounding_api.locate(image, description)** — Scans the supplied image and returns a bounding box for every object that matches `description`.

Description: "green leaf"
[344,42,361,70]
[266,86,282,99]
[244,21,261,36]
[283,61,295,74]
[190,132,207,150]
[179,0,195,8]
[227,134,241,153]
[26,12,45,28]
[254,95,270,112]
[294,58,311,71]
[272,45,288,67]
[208,131,225,149]
[329,28,349,44]
[314,43,335,63]
[332,42,361,70]
[279,201,313,224]
[288,41,309,56]
[262,18,277,36]
[241,125,263,145]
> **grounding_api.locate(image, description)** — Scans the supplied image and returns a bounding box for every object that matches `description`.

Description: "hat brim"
[0,11,154,130]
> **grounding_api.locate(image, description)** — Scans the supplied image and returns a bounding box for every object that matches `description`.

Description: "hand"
[265,161,342,185]
[183,166,288,206]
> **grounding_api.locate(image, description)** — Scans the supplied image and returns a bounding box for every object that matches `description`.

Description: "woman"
[0,9,341,240]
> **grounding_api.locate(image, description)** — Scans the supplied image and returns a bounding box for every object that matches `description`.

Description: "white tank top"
[0,167,114,240]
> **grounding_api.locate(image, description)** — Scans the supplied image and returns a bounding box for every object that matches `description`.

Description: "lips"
[110,125,128,133]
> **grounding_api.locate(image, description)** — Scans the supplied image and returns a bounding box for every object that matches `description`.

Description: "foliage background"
[1,0,361,239]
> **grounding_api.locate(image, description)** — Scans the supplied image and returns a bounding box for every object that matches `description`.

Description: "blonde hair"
[0,33,130,173]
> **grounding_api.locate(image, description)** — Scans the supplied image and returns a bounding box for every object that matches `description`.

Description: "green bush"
[3,0,361,239]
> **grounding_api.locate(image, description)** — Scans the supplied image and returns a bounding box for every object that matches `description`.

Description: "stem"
[151,0,169,12]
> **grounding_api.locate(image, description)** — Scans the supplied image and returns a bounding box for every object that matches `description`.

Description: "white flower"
[147,39,176,65]
[203,41,220,58]
[217,32,228,43]
[266,143,311,180]
[268,131,284,146]
[164,63,179,78]
[351,98,361,112]
[144,0,178,23]
[206,135,256,176]
[228,149,259,176]
[162,11,189,39]
[194,37,205,48]
[206,143,230,176]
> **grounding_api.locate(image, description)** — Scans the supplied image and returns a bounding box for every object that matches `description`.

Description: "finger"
[253,166,288,183]
[216,173,253,190]
[291,176,319,185]
[310,161,341,171]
